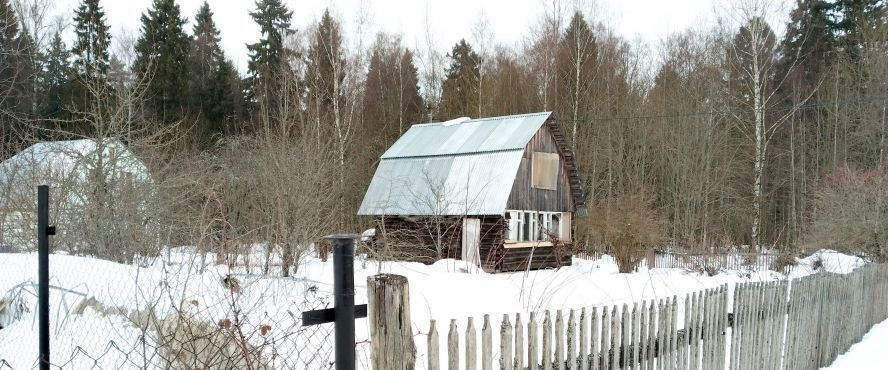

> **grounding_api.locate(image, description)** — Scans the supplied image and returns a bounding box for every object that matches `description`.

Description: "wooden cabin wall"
[370,216,506,271]
[368,216,572,272]
[499,244,573,272]
[506,120,575,212]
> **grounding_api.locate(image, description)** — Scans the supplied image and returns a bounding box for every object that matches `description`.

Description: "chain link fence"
[0,246,355,369]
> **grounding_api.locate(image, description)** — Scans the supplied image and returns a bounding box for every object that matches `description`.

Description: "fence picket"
[530,312,539,369]
[557,310,565,370]
[569,309,578,370]
[581,308,589,370]
[602,307,610,370]
[516,314,525,370]
[466,317,477,370]
[622,304,630,369]
[449,319,459,370]
[501,315,513,370]
[611,306,621,370]
[430,320,440,370]
[632,303,640,370]
[592,307,601,370]
[544,311,553,370]
[640,301,649,370]
[483,315,492,370]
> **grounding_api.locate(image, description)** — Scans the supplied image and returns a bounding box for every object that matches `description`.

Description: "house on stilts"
[358,112,586,272]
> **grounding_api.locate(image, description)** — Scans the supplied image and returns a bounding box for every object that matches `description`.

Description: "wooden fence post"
[368,274,415,370]
[430,320,440,370]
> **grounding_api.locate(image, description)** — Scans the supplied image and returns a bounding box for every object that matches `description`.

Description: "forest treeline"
[0,0,886,260]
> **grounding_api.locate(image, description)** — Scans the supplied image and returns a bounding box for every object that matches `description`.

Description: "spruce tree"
[134,0,190,122]
[439,39,481,119]
[40,32,71,119]
[306,9,345,127]
[71,0,111,82]
[0,0,35,154]
[189,1,236,140]
[557,11,597,143]
[246,0,293,109]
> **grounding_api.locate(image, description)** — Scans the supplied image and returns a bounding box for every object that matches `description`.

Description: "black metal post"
[329,234,358,370]
[37,185,50,370]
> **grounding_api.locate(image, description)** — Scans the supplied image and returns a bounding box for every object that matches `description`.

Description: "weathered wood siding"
[506,120,575,213]
[500,245,573,272]
[371,216,571,272]
[372,216,505,271]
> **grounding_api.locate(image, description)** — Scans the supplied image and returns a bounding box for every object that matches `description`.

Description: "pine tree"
[189,1,236,141]
[439,39,481,119]
[134,0,190,122]
[246,0,293,109]
[40,32,71,119]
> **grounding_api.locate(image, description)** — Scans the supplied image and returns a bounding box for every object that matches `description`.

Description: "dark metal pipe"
[37,185,50,370]
[330,235,357,370]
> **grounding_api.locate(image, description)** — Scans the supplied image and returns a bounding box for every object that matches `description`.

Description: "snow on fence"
[421,263,888,370]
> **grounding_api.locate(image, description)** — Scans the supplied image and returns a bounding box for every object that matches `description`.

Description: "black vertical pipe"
[330,235,357,370]
[37,185,50,369]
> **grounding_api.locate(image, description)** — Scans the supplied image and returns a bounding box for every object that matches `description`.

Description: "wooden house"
[358,112,586,272]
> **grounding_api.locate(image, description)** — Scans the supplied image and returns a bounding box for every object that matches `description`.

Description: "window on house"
[532,152,559,190]
[506,210,570,242]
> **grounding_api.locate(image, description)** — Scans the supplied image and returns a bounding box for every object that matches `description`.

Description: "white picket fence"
[425,264,888,370]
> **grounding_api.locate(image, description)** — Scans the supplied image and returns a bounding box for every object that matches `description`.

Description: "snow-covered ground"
[821,318,888,370]
[0,248,873,369]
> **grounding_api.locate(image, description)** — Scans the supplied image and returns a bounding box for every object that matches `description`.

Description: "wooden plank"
[580,308,589,370]
[602,307,611,370]
[516,313,525,369]
[569,309,578,370]
[530,312,539,369]
[467,317,477,370]
[557,310,565,370]
[611,305,621,370]
[632,303,640,370]
[483,315,493,370]
[430,320,440,370]
[501,315,514,370]
[640,301,649,370]
[544,311,553,370]
[648,301,657,370]
[622,304,631,369]
[729,284,741,370]
[591,307,600,370]
[449,319,459,370]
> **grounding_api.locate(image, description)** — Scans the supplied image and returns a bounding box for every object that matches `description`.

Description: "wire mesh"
[0,247,344,369]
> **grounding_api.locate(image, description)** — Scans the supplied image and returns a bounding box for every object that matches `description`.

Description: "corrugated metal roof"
[358,151,524,215]
[359,112,552,216]
[381,112,551,159]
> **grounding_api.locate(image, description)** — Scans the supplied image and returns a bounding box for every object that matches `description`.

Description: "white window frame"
[505,210,568,243]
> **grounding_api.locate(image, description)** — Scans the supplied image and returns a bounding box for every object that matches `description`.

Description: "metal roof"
[381,112,552,159]
[359,112,552,216]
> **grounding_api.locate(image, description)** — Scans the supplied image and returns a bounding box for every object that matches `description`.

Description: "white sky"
[49,0,790,73]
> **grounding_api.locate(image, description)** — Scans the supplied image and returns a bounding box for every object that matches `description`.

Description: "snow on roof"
[0,139,150,208]
[359,112,552,216]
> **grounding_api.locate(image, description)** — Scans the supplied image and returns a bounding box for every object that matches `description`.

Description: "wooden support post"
[368,274,415,370]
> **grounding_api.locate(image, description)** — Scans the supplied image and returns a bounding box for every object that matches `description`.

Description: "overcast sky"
[51,0,790,73]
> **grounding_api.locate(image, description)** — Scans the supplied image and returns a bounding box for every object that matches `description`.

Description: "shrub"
[577,193,666,273]
[806,167,888,262]
[769,254,797,273]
